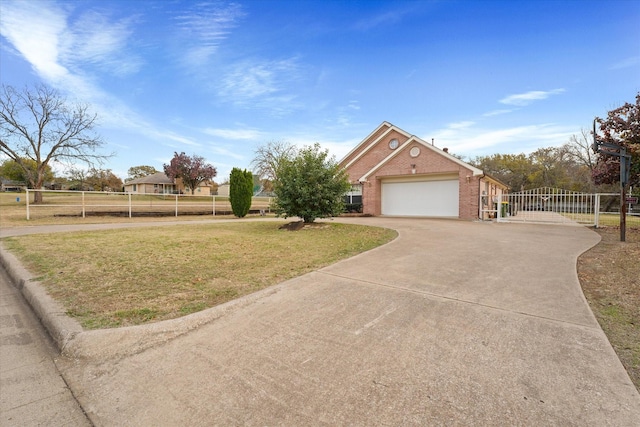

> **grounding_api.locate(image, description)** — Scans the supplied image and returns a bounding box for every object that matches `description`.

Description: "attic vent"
[389,138,399,149]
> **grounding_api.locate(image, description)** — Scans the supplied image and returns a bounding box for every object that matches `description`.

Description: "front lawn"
[2,221,396,329]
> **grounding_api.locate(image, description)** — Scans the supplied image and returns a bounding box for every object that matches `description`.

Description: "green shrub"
[273,143,351,223]
[229,168,253,218]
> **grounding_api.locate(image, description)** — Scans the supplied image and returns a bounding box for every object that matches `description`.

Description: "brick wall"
[341,126,483,220]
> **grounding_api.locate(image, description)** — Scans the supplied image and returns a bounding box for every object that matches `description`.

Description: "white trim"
[381,173,459,183]
[346,123,483,182]
[341,122,412,170]
[359,135,483,182]
[359,136,416,181]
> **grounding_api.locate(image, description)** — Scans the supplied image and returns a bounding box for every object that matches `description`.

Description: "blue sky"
[1,0,639,182]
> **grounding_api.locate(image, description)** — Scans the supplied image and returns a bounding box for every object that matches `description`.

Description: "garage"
[381,177,459,217]
[339,122,508,219]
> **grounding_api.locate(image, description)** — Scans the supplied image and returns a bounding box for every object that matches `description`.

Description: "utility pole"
[592,119,632,242]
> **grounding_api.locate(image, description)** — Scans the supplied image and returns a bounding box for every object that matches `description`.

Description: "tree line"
[468,93,639,194]
[2,83,638,218]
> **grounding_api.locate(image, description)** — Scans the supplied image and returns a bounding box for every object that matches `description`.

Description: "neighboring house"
[216,183,271,197]
[0,178,27,192]
[217,184,229,196]
[339,121,507,220]
[123,172,213,195]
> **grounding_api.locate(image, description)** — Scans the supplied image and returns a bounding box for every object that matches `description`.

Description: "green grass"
[2,221,397,329]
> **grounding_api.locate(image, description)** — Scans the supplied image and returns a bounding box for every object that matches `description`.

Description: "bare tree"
[251,140,297,184]
[0,84,110,202]
[564,129,597,173]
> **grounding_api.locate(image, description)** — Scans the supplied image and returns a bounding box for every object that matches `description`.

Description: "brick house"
[339,122,507,220]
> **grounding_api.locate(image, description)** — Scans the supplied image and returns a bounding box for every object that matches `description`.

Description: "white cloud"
[609,56,640,70]
[173,2,244,67]
[348,100,360,110]
[202,128,264,140]
[483,109,513,117]
[208,146,245,161]
[499,89,565,106]
[0,0,203,153]
[353,4,418,31]
[0,0,69,82]
[430,122,575,156]
[61,10,142,76]
[447,121,475,129]
[217,57,302,114]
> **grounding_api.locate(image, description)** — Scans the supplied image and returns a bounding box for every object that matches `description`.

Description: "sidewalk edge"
[0,242,83,352]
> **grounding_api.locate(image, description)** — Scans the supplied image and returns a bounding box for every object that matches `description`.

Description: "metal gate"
[483,187,605,226]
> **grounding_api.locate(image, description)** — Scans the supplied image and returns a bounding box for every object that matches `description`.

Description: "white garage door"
[381,179,459,217]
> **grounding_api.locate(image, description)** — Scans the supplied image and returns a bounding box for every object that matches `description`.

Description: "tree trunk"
[33,188,43,203]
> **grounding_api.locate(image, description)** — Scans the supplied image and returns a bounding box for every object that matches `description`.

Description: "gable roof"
[125,172,174,185]
[340,121,484,182]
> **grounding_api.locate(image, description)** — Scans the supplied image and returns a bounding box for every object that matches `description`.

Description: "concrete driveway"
[7,217,640,425]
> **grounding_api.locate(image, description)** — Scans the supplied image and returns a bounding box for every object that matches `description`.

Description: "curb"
[0,242,83,352]
[0,239,287,360]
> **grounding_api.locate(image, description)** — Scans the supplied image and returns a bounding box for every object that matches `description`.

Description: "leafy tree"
[273,143,350,223]
[163,152,217,195]
[251,140,297,185]
[471,145,602,193]
[0,84,110,202]
[127,165,158,181]
[86,168,123,191]
[528,147,574,189]
[469,153,533,192]
[593,93,640,187]
[66,167,89,191]
[0,157,54,184]
[229,167,253,218]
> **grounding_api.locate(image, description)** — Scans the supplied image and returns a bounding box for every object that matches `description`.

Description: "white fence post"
[213,196,216,216]
[594,194,600,228]
[82,191,86,218]
[175,194,178,217]
[128,193,132,218]
[26,189,30,220]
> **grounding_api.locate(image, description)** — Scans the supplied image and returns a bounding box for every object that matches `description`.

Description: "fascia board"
[359,136,484,181]
[414,136,484,176]
[339,121,392,167]
[342,122,412,170]
[481,174,509,189]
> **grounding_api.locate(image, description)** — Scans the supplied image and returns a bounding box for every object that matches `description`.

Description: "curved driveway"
[3,217,640,425]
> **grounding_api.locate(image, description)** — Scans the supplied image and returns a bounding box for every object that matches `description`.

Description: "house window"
[133,184,137,191]
[344,184,363,204]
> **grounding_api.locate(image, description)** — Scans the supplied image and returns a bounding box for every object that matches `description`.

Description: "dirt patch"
[578,226,640,390]
[279,221,331,231]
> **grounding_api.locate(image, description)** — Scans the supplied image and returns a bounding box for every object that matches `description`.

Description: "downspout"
[358,179,368,215]
[478,172,485,220]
